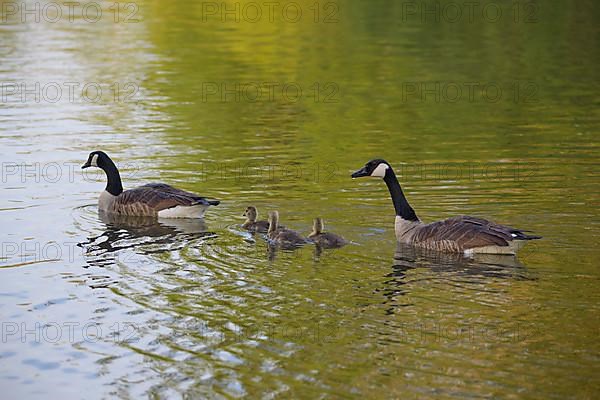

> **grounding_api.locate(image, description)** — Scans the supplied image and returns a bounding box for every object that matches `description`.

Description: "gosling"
[242,206,271,233]
[308,218,348,248]
[267,211,307,248]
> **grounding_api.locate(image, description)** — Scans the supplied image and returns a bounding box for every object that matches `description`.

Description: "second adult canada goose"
[267,211,307,248]
[82,151,219,218]
[307,218,348,248]
[242,206,270,233]
[351,159,541,255]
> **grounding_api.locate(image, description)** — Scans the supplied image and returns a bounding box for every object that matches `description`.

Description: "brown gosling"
[242,206,271,233]
[267,211,307,248]
[307,218,348,248]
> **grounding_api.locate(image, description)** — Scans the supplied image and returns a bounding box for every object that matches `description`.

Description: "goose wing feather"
[140,183,219,205]
[413,216,514,250]
[116,183,215,212]
[453,215,541,240]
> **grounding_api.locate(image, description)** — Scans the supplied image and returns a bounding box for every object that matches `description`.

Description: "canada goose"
[267,211,307,248]
[80,212,212,272]
[242,206,271,233]
[351,159,541,255]
[82,151,219,218]
[307,218,348,248]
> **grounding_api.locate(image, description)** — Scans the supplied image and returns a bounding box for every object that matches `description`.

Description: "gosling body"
[267,211,307,248]
[308,218,348,248]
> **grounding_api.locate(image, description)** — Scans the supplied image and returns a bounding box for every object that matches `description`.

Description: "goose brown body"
[352,159,541,255]
[394,215,539,254]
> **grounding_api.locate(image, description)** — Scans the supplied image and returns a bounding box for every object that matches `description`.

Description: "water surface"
[1,0,599,398]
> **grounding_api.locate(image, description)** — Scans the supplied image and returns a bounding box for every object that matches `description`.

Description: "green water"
[1,0,599,398]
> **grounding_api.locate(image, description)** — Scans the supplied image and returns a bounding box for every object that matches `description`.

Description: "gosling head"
[82,151,112,170]
[312,218,324,234]
[243,206,258,221]
[351,159,391,179]
[267,211,279,232]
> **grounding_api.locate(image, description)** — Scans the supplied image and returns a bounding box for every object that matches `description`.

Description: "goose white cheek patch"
[371,163,389,178]
[90,154,99,167]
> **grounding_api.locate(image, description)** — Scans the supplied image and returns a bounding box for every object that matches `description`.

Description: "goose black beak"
[81,162,91,169]
[351,166,369,178]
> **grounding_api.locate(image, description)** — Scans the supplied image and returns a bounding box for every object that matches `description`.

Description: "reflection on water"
[393,242,528,278]
[384,243,532,310]
[79,210,216,273]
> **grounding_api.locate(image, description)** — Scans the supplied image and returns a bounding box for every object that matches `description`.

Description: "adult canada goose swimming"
[351,159,541,255]
[242,206,271,233]
[307,218,348,248]
[267,211,307,248]
[82,151,220,218]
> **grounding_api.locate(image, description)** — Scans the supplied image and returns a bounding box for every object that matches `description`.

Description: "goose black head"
[82,151,111,169]
[351,159,391,179]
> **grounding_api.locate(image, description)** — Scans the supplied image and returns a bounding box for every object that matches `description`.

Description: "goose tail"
[522,234,542,240]
[195,198,220,206]
[512,230,542,240]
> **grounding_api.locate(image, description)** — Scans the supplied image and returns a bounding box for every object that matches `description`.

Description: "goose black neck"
[102,158,123,196]
[383,167,419,221]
